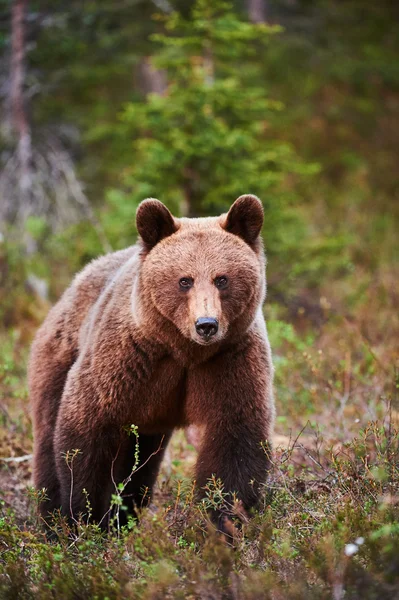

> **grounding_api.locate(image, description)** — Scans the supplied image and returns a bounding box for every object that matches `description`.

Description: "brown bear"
[29,194,275,535]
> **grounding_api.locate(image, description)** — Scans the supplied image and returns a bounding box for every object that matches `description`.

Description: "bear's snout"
[195,317,219,340]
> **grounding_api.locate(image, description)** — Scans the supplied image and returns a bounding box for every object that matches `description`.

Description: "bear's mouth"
[193,335,218,346]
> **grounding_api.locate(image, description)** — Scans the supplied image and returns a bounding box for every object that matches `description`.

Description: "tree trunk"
[10,0,33,217]
[137,56,167,96]
[248,0,267,23]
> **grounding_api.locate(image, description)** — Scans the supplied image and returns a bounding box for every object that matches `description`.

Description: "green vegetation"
[0,0,398,597]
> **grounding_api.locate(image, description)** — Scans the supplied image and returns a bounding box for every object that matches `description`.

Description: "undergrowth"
[0,415,398,599]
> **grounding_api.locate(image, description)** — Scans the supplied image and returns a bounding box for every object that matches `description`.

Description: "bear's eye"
[179,277,194,290]
[215,276,228,290]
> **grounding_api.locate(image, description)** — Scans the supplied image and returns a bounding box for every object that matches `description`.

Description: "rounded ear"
[136,198,178,248]
[222,194,264,245]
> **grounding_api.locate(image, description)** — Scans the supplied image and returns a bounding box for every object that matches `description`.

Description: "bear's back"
[28,245,140,398]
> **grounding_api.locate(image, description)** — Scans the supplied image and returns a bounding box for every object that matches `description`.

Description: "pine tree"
[106,0,313,253]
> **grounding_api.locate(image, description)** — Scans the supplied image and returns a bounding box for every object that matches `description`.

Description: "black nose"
[195,317,219,339]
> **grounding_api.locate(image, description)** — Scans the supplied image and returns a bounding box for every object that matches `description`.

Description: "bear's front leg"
[54,414,123,528]
[53,364,127,528]
[188,330,274,537]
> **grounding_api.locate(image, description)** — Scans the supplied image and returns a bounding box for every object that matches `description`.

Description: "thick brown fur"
[29,195,275,534]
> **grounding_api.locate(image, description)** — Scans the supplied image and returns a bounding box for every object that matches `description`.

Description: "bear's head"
[136,195,266,346]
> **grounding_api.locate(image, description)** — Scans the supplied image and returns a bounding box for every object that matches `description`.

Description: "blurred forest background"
[0,1,398,598]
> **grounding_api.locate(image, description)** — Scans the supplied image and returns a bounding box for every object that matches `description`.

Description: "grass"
[0,263,398,599]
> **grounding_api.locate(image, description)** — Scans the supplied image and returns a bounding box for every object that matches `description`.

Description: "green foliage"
[2,0,397,301]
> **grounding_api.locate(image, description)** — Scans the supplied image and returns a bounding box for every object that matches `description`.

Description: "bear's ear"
[222,194,264,246]
[136,198,178,249]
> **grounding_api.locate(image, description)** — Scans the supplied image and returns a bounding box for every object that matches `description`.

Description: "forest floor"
[0,267,398,599]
